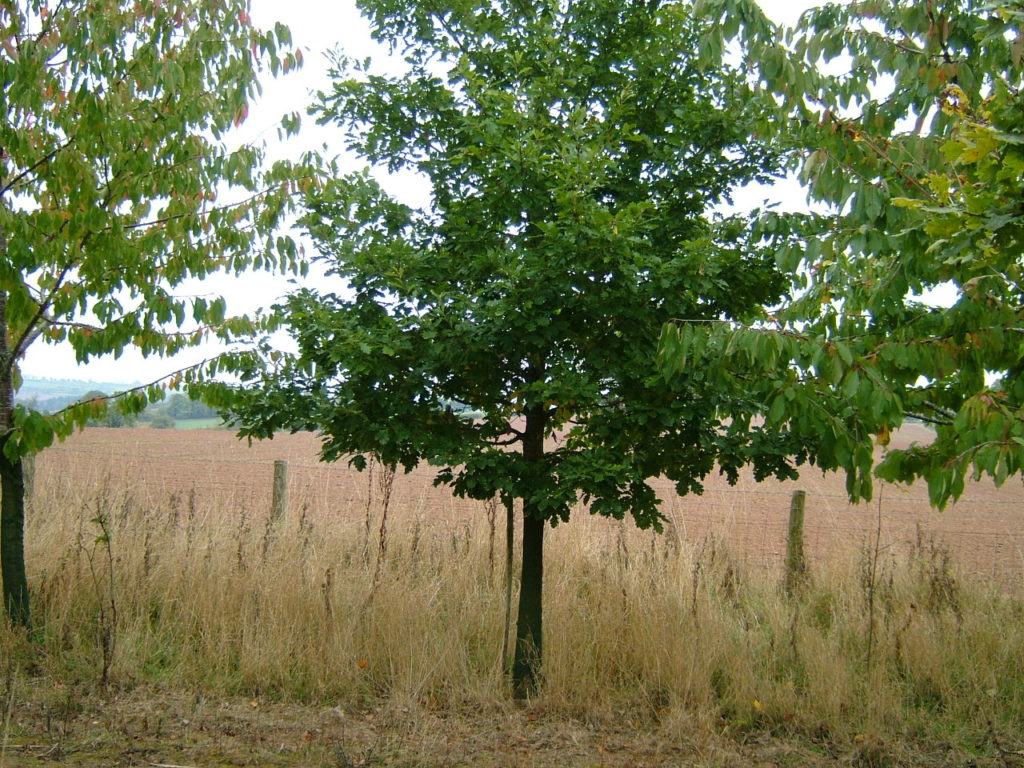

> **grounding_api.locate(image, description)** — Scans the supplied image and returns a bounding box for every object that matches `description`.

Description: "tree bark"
[512,402,546,698]
[0,436,29,629]
[0,288,31,629]
[513,503,544,697]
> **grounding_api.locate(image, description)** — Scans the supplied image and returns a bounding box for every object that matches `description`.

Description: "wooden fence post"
[271,460,289,523]
[22,454,35,504]
[785,489,807,595]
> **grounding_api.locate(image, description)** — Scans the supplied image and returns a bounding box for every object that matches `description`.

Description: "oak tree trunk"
[513,504,544,697]
[512,403,546,697]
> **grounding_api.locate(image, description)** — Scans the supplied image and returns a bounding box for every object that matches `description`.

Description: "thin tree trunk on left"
[0,436,29,629]
[0,289,30,628]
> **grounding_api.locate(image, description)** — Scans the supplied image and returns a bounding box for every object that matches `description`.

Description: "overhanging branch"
[48,358,220,420]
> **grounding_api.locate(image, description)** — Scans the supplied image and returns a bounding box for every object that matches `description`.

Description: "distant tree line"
[77,392,221,429]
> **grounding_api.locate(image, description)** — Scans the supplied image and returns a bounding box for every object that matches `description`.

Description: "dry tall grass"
[4,461,1023,759]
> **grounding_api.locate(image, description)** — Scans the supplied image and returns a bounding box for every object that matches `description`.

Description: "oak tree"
[229,0,829,695]
[1,0,314,627]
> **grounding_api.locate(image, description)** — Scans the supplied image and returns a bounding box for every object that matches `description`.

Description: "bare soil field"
[0,686,927,768]
[34,424,1024,590]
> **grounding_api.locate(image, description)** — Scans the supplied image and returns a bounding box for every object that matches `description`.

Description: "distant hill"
[16,377,139,413]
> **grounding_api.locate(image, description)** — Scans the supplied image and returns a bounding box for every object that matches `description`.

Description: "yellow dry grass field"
[2,424,1021,767]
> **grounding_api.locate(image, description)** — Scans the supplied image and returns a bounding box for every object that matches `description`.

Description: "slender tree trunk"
[512,402,546,698]
[513,502,544,697]
[0,440,28,629]
[0,289,30,629]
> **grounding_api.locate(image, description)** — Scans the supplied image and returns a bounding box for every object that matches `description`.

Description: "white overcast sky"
[20,0,826,385]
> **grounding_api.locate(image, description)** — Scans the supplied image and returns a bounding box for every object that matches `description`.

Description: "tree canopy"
[1,0,317,626]
[1,0,316,455]
[662,0,1024,507]
[229,0,828,693]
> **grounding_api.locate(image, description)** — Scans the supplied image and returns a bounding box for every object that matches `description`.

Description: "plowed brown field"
[34,424,1024,590]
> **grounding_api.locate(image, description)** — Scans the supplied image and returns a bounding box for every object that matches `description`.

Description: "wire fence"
[30,428,1024,590]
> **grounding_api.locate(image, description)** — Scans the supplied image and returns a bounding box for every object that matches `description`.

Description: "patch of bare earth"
[2,684,967,767]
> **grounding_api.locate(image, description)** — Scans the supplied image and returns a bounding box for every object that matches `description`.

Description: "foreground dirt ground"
[34,425,1024,589]
[3,683,1007,768]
